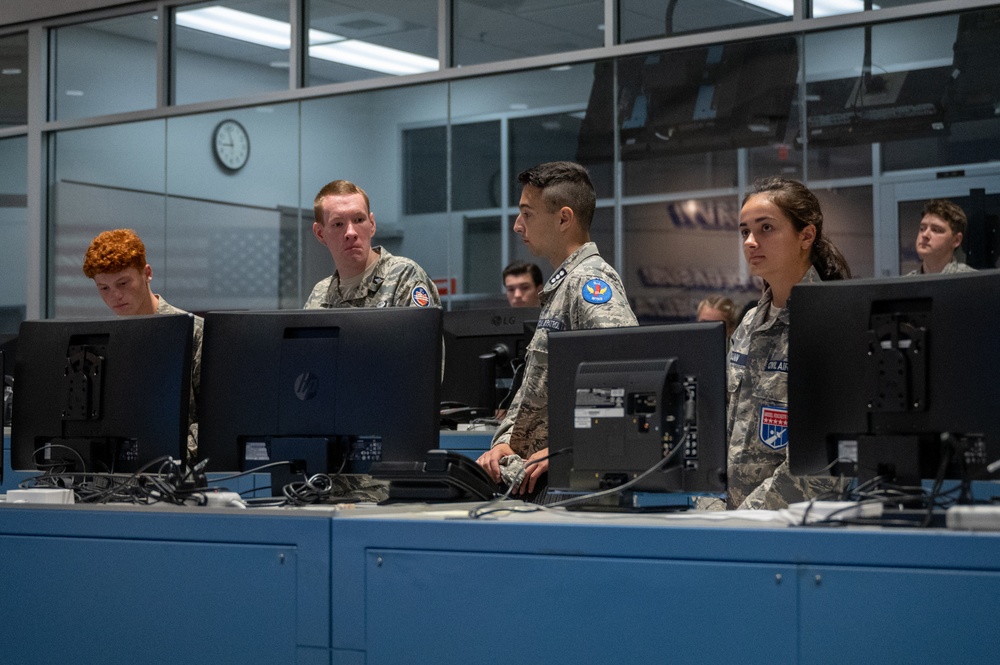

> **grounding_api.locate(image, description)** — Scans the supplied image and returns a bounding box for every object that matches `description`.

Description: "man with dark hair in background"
[907,199,976,275]
[502,260,543,308]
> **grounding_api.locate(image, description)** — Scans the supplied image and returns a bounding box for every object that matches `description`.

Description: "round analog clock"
[213,119,250,172]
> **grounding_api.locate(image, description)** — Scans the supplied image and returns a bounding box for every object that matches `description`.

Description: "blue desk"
[328,508,1000,664]
[3,500,1000,665]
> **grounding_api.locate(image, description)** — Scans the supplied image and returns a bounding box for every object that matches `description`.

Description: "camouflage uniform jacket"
[905,259,976,276]
[726,266,843,510]
[303,246,440,309]
[491,242,638,458]
[156,296,203,460]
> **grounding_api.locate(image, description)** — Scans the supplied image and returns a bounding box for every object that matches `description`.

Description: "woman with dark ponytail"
[726,177,850,510]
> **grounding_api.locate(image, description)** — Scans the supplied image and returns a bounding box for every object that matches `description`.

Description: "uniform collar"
[328,246,387,300]
[542,242,599,294]
[754,265,820,328]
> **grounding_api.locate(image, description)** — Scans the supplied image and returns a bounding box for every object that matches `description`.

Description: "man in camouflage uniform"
[726,266,844,509]
[305,180,439,502]
[304,179,440,310]
[82,229,203,460]
[477,162,638,495]
[906,199,976,276]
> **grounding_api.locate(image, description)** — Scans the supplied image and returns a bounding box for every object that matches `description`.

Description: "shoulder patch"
[759,405,788,450]
[411,285,430,307]
[582,278,613,304]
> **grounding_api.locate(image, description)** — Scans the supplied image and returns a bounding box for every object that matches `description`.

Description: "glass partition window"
[810,0,940,18]
[301,84,450,305]
[0,33,28,127]
[166,103,301,311]
[173,1,292,105]
[615,36,799,195]
[878,8,1000,172]
[50,121,167,318]
[453,0,603,67]
[623,196,750,324]
[804,10,1000,174]
[620,0,791,43]
[445,65,602,303]
[308,0,438,86]
[51,13,158,121]
[812,185,874,278]
[0,136,27,332]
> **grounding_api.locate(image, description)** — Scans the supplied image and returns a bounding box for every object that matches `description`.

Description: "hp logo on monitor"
[294,372,319,401]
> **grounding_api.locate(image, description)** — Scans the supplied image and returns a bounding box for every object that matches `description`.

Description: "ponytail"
[811,236,851,281]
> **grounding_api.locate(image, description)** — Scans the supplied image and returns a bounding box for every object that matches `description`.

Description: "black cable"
[32,444,87,474]
[543,431,689,510]
[279,456,349,506]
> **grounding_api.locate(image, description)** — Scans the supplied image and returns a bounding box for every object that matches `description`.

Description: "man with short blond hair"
[304,179,440,309]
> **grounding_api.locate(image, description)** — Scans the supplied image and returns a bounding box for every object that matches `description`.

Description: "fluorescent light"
[176,6,291,49]
[309,30,439,76]
[814,0,880,15]
[742,0,879,17]
[175,6,438,76]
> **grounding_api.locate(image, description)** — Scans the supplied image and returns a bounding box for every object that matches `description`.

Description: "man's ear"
[312,221,325,244]
[143,264,153,282]
[952,231,963,250]
[558,206,574,230]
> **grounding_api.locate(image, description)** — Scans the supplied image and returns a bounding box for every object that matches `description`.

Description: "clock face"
[213,119,250,171]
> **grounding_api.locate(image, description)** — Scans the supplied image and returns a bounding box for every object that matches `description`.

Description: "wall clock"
[213,119,250,172]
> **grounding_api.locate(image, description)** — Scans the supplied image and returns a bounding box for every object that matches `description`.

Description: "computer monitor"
[547,322,728,498]
[440,307,538,412]
[578,36,798,162]
[11,315,194,473]
[788,270,1000,487]
[198,307,443,484]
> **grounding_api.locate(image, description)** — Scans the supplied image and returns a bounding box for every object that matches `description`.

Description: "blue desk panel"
[0,504,335,665]
[329,509,1000,664]
[4,495,1000,664]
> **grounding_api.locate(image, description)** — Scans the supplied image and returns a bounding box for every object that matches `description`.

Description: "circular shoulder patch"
[582,278,613,304]
[411,285,431,307]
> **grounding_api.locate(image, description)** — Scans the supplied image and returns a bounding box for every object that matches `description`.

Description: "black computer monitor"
[440,307,538,412]
[11,315,194,473]
[788,270,1000,487]
[198,307,443,482]
[578,36,798,162]
[547,322,728,497]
